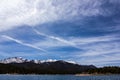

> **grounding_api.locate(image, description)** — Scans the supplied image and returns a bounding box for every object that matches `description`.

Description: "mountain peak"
[0,57,27,64]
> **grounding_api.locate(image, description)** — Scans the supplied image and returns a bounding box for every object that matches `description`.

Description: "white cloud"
[32,34,120,57]
[71,34,120,45]
[80,41,120,56]
[33,38,67,48]
[2,35,47,52]
[0,0,35,31]
[66,34,120,57]
[31,33,120,65]
[67,52,120,66]
[0,0,103,32]
[71,41,120,58]
[50,35,120,66]
[80,54,120,65]
[33,28,80,49]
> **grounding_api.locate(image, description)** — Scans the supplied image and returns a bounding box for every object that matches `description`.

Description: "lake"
[0,75,120,80]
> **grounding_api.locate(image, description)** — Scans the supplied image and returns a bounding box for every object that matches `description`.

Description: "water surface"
[0,75,120,80]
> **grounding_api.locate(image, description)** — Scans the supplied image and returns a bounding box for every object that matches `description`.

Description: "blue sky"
[0,0,120,67]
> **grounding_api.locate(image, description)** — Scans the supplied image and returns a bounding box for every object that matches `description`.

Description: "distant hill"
[0,57,96,74]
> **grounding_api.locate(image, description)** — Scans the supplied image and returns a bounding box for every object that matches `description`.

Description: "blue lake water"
[0,75,120,80]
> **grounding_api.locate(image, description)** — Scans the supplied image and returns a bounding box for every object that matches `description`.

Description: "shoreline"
[0,73,119,76]
[75,73,120,76]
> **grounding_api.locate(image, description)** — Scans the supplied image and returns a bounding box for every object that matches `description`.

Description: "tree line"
[0,62,119,74]
[87,66,120,74]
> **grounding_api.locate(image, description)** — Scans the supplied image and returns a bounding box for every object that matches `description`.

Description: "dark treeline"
[0,62,119,74]
[87,66,120,74]
[0,61,96,74]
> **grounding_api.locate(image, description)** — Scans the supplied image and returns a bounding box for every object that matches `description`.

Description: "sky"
[0,0,120,67]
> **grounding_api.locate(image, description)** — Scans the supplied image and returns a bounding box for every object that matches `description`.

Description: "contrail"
[2,35,47,52]
[33,28,80,49]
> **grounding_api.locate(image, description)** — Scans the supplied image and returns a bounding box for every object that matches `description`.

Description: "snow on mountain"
[0,57,76,64]
[41,59,57,63]
[66,60,76,64]
[0,57,27,64]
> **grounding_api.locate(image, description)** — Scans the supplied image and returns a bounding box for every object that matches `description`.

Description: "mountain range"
[0,57,76,64]
[0,57,96,74]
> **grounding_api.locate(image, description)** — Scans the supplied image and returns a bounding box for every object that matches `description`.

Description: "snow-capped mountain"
[0,57,76,64]
[0,57,28,64]
[0,57,96,74]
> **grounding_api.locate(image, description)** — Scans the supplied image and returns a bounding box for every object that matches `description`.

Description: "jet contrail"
[2,35,47,52]
[33,28,80,49]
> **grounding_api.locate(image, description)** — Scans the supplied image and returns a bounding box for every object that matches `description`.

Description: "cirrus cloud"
[0,0,107,32]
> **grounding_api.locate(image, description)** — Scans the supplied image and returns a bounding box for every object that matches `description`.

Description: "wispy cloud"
[80,53,120,66]
[66,52,120,66]
[0,0,109,32]
[70,34,120,45]
[2,35,47,52]
[53,35,120,66]
[33,28,80,49]
[79,41,120,57]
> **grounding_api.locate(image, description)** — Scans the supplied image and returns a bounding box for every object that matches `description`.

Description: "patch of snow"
[66,61,76,64]
[41,59,57,63]
[0,57,26,64]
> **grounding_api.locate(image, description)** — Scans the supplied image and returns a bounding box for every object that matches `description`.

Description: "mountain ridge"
[0,57,76,64]
[0,57,97,74]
